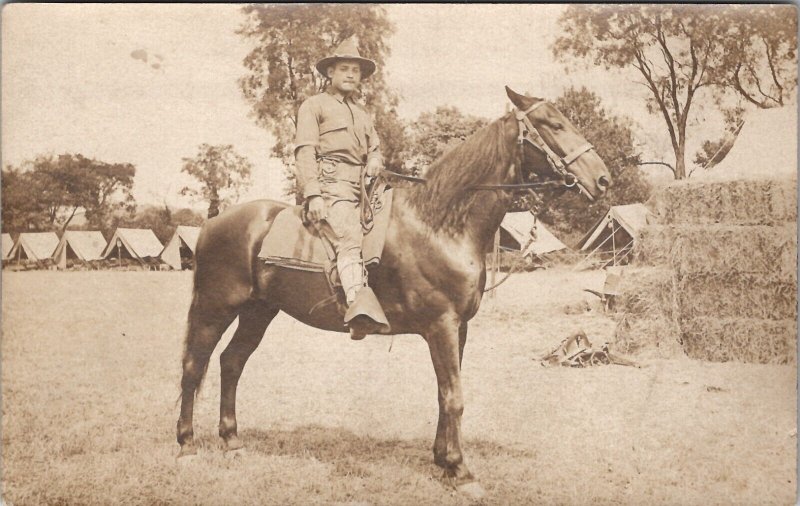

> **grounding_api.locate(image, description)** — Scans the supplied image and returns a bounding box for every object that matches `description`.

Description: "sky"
[2,4,688,209]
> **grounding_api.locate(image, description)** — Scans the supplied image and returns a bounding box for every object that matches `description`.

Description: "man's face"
[327,60,362,95]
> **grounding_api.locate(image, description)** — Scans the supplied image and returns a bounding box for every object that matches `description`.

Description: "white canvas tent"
[2,233,13,260]
[576,203,651,268]
[159,226,201,270]
[101,228,163,262]
[499,212,567,256]
[523,224,567,257]
[8,232,59,262]
[53,231,107,269]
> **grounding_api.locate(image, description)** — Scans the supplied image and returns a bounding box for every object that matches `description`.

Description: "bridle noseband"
[378,100,598,195]
[513,101,595,190]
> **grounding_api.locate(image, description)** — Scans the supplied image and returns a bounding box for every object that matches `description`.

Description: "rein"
[379,100,597,194]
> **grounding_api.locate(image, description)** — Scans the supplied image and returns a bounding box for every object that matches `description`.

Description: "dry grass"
[636,224,797,278]
[648,179,797,226]
[2,270,796,505]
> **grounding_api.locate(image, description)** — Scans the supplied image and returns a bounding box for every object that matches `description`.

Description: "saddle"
[258,184,393,289]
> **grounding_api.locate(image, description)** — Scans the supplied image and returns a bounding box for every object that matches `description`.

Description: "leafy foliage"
[536,87,651,246]
[103,205,205,244]
[553,5,797,180]
[406,106,489,174]
[1,154,135,233]
[237,4,410,198]
[180,144,253,218]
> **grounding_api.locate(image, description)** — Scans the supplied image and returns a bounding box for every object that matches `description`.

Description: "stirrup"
[344,287,390,339]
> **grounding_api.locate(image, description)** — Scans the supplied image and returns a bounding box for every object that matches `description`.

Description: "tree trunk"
[674,139,687,180]
[207,199,220,219]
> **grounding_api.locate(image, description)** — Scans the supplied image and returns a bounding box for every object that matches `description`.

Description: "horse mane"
[407,115,514,232]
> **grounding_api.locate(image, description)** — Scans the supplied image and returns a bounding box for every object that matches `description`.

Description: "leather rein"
[379,101,597,194]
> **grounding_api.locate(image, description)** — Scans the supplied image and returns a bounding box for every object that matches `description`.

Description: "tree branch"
[634,50,679,152]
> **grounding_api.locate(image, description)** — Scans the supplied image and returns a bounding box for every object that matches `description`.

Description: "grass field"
[2,269,796,505]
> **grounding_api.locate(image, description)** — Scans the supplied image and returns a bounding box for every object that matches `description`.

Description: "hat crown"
[315,35,376,78]
[333,37,362,58]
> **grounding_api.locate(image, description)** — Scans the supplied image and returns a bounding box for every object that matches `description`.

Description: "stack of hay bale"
[613,178,797,364]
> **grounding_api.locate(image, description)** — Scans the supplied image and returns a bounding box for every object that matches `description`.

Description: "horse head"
[505,86,611,202]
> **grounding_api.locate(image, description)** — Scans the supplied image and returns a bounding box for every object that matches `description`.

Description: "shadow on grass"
[225,425,536,479]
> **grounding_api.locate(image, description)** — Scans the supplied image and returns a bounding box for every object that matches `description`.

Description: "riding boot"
[339,260,390,340]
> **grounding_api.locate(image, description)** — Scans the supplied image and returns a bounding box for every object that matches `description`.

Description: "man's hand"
[306,196,327,222]
[365,157,383,178]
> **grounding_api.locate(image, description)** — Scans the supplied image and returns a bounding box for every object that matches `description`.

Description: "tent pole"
[490,230,500,303]
[611,222,617,266]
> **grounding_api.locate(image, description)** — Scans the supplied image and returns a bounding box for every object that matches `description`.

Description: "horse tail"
[177,199,290,404]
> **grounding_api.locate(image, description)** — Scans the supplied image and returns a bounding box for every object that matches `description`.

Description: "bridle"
[380,101,598,196]
[509,100,595,191]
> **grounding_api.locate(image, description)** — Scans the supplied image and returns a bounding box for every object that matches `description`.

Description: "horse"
[176,87,611,499]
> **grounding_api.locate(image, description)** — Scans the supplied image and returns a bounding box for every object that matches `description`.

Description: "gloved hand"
[306,196,327,222]
[365,157,383,178]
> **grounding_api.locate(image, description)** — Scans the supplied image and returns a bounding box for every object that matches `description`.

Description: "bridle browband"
[380,101,597,194]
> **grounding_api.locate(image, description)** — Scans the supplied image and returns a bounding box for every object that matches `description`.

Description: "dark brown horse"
[176,87,611,499]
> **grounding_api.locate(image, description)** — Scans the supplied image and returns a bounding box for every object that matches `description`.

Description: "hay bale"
[676,273,796,320]
[649,179,797,226]
[614,314,684,359]
[681,317,797,364]
[612,267,678,320]
[635,224,796,278]
[611,267,684,358]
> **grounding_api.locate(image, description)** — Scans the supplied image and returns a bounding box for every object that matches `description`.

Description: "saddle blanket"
[258,188,393,274]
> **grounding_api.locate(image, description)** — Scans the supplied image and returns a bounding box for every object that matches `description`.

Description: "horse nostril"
[597,176,610,190]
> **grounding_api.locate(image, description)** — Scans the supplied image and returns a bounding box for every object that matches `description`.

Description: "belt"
[318,158,364,184]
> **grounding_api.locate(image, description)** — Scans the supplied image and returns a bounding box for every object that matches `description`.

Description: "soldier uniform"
[293,37,390,339]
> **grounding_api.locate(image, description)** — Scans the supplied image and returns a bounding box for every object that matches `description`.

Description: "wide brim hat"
[315,36,376,79]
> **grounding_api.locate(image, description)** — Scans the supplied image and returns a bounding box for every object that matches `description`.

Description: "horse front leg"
[425,318,485,500]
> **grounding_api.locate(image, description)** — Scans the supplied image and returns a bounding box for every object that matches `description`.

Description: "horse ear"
[505,86,531,110]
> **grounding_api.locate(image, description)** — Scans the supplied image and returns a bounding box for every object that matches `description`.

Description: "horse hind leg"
[218,302,278,456]
[176,299,238,460]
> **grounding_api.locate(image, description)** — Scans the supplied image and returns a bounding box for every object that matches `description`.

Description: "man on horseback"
[293,36,390,340]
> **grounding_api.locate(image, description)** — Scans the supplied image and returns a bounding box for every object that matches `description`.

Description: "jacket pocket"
[319,118,349,135]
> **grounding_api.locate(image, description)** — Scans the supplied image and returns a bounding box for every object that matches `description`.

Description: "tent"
[2,233,13,260]
[101,228,163,262]
[576,203,651,268]
[159,226,201,270]
[53,231,107,269]
[498,212,567,257]
[8,232,59,262]
[524,224,567,257]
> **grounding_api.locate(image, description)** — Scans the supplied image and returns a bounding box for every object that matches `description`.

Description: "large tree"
[535,87,651,245]
[237,4,409,199]
[407,106,489,175]
[180,143,253,218]
[1,154,135,233]
[553,4,797,180]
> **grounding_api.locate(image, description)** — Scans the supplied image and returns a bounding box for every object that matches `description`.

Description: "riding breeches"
[316,178,365,302]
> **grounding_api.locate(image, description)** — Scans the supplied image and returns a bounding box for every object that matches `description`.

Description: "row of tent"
[1,226,201,270]
[498,203,651,268]
[2,204,651,271]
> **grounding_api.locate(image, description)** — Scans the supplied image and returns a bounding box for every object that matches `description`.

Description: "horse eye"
[553,122,565,131]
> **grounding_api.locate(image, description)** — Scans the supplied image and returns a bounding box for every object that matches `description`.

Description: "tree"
[535,87,651,245]
[180,144,253,218]
[553,5,797,180]
[237,4,410,199]
[1,165,49,231]
[1,154,135,233]
[716,6,797,109]
[407,106,489,174]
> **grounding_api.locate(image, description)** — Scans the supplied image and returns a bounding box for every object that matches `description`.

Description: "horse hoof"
[224,447,246,460]
[456,481,486,501]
